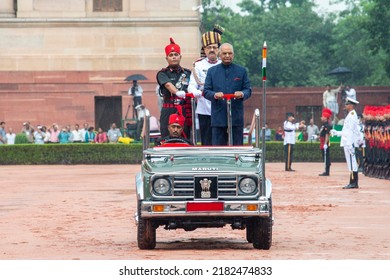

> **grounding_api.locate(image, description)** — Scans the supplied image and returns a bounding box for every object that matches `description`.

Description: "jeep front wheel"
[137,202,156,249]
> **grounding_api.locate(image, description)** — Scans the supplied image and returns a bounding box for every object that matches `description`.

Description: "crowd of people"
[0,121,129,145]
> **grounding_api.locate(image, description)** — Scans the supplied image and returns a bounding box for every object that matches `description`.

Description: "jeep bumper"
[139,199,271,218]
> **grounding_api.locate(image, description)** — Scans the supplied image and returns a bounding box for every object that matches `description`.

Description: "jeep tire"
[137,202,156,249]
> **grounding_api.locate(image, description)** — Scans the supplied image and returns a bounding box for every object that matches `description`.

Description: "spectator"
[6,128,16,144]
[135,104,146,141]
[95,128,107,143]
[323,84,342,119]
[264,123,272,141]
[130,80,143,118]
[21,122,34,143]
[42,126,50,143]
[107,123,122,143]
[306,118,319,141]
[71,124,84,143]
[33,125,46,144]
[85,126,96,143]
[80,123,89,142]
[345,85,356,102]
[204,43,252,145]
[275,126,284,141]
[58,126,71,143]
[0,121,6,144]
[48,123,60,143]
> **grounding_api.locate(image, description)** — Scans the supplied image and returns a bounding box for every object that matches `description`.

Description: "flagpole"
[261,41,267,196]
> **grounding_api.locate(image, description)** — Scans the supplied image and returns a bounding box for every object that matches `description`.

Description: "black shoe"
[342,183,359,189]
[286,168,295,172]
[319,172,329,176]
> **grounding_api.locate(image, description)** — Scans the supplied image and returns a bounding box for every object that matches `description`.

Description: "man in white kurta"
[331,97,363,189]
[323,84,341,121]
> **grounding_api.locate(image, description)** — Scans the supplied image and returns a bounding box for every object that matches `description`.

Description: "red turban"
[168,113,184,127]
[322,108,332,119]
[165,37,181,56]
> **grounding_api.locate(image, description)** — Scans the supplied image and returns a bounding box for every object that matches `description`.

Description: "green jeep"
[135,103,273,250]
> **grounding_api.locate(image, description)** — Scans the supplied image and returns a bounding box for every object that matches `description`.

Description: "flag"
[262,41,267,81]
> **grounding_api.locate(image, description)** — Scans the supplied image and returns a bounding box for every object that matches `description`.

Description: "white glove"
[175,90,185,98]
[330,129,340,137]
[193,89,202,98]
[323,144,328,150]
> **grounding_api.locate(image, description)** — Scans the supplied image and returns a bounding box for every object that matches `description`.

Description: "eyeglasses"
[205,46,218,50]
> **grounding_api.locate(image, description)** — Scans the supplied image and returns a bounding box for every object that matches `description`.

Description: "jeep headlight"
[153,178,171,195]
[239,177,257,194]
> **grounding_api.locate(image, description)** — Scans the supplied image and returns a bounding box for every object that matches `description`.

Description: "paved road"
[0,163,389,260]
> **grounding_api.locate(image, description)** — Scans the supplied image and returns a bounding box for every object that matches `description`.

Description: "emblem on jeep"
[199,178,212,198]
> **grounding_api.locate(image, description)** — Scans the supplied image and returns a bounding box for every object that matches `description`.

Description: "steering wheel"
[162,138,192,145]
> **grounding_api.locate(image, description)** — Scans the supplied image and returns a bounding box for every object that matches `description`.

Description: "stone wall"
[1,70,389,133]
[0,0,202,71]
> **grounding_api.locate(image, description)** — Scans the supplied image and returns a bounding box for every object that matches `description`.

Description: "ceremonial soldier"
[155,113,192,146]
[364,105,390,179]
[157,38,191,138]
[319,108,332,176]
[283,112,306,171]
[188,25,224,145]
[331,97,363,189]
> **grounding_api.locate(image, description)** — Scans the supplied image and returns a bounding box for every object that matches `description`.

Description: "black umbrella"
[124,74,148,81]
[327,66,352,76]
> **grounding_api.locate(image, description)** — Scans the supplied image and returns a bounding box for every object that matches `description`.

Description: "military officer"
[319,108,333,176]
[331,97,363,189]
[283,112,306,171]
[157,38,191,138]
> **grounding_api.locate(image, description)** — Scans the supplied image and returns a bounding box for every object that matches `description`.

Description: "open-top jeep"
[135,96,273,249]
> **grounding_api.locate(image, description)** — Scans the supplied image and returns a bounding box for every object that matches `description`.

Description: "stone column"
[0,0,16,18]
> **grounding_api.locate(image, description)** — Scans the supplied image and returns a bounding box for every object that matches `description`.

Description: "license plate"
[186,202,224,212]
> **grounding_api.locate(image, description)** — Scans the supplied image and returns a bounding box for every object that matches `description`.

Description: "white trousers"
[344,146,358,172]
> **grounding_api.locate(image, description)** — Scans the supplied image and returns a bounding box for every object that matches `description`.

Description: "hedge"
[0,143,143,165]
[0,141,346,165]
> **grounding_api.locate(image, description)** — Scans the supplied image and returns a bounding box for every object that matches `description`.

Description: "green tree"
[362,0,390,77]
[201,0,390,86]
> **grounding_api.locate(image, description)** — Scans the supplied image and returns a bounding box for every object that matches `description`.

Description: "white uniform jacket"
[340,109,361,148]
[283,120,299,145]
[188,58,221,116]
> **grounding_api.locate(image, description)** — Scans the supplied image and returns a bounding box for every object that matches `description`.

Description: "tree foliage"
[201,0,390,87]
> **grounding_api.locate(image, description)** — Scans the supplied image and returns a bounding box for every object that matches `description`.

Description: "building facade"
[1,1,389,134]
[0,0,202,131]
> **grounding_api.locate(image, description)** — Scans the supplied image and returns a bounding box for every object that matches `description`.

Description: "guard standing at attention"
[319,108,333,176]
[157,38,191,138]
[283,112,306,171]
[331,97,363,189]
